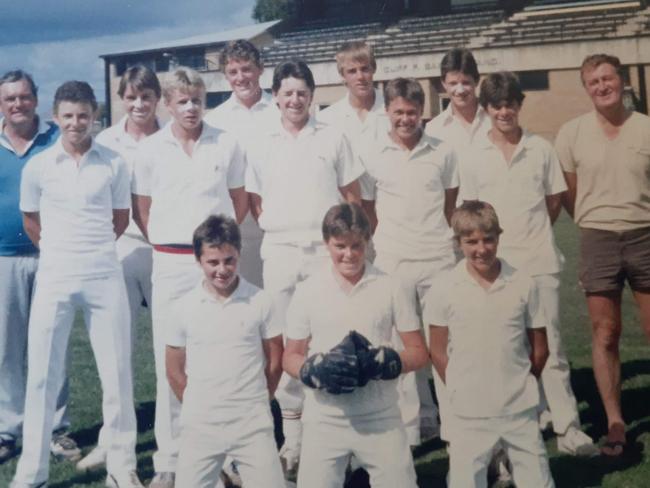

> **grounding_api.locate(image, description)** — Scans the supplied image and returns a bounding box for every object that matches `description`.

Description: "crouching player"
[425,201,555,488]
[165,215,285,488]
[283,203,428,488]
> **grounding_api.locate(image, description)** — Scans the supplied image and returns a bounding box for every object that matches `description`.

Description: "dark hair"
[440,48,479,83]
[219,39,263,71]
[272,60,315,93]
[118,65,161,99]
[580,53,625,83]
[384,77,425,109]
[0,70,38,97]
[322,203,371,242]
[479,71,525,109]
[451,200,503,240]
[193,214,242,258]
[53,81,97,113]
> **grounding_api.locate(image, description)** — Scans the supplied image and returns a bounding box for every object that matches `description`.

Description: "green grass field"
[1,214,648,487]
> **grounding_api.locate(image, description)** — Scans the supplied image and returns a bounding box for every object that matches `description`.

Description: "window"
[515,70,549,91]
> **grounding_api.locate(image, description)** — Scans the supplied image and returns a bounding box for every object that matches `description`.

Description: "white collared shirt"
[0,116,53,155]
[317,88,390,158]
[423,259,545,418]
[425,104,491,190]
[204,91,280,153]
[132,122,246,245]
[461,130,567,275]
[360,131,458,261]
[96,116,158,239]
[167,277,281,424]
[20,138,130,278]
[287,262,419,425]
[245,117,363,245]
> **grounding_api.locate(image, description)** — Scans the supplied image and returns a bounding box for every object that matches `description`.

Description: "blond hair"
[162,67,205,102]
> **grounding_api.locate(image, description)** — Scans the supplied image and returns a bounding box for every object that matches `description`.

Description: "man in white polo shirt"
[425,48,490,196]
[76,65,162,474]
[246,59,362,477]
[317,41,389,157]
[12,81,141,488]
[204,39,278,288]
[166,214,284,488]
[360,77,458,445]
[132,67,248,488]
[461,71,598,457]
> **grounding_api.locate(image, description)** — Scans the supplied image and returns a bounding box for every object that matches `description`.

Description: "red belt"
[153,244,194,255]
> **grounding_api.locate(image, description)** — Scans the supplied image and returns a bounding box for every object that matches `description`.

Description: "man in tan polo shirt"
[555,53,650,457]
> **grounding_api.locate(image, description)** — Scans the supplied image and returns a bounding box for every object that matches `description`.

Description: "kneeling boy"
[166,215,285,488]
[283,203,429,488]
[425,201,555,488]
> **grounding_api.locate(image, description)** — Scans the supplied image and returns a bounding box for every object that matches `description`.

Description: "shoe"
[76,446,107,472]
[557,426,600,457]
[50,432,81,462]
[538,409,553,432]
[106,470,144,488]
[147,472,175,488]
[279,444,299,482]
[9,482,48,488]
[221,460,242,487]
[0,438,17,464]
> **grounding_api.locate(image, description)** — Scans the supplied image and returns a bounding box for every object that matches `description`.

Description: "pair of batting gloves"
[299,330,402,394]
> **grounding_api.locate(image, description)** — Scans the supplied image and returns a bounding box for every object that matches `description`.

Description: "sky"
[0,0,257,117]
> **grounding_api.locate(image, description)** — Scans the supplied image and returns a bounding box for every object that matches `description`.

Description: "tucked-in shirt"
[20,138,130,278]
[132,122,245,245]
[167,277,281,424]
[317,89,390,159]
[0,117,58,256]
[555,110,650,232]
[286,263,419,426]
[461,130,566,275]
[360,131,458,260]
[96,116,158,240]
[245,117,363,245]
[423,259,545,418]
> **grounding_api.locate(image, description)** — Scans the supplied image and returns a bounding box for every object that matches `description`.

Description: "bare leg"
[632,289,650,342]
[585,292,625,454]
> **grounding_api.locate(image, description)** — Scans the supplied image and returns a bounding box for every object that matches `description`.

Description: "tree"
[252,0,298,22]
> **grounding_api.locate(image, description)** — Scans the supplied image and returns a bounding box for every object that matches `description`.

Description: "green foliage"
[252,0,297,22]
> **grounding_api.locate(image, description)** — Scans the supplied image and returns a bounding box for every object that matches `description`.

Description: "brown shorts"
[579,226,650,293]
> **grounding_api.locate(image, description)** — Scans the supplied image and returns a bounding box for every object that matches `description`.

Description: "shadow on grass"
[49,470,105,488]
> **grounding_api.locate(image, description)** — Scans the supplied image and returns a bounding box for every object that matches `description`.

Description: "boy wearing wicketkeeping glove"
[282,203,429,488]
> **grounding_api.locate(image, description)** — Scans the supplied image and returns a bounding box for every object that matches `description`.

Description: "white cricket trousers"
[261,241,329,416]
[298,418,418,488]
[449,408,555,488]
[13,272,137,485]
[97,234,153,452]
[176,420,284,488]
[374,254,454,445]
[535,273,581,435]
[150,250,202,473]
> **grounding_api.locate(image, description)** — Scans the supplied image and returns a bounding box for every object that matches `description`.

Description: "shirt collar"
[270,116,320,138]
[197,276,253,305]
[453,258,516,291]
[224,90,275,112]
[160,119,218,145]
[328,261,382,294]
[479,128,534,152]
[341,88,385,117]
[0,115,52,154]
[378,129,440,154]
[53,136,100,164]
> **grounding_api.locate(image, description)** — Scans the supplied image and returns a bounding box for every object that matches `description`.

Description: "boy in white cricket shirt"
[283,203,428,488]
[204,39,279,288]
[166,214,285,488]
[462,71,598,457]
[132,67,248,488]
[246,60,362,475]
[426,201,554,488]
[12,81,141,488]
[360,77,457,445]
[77,65,162,473]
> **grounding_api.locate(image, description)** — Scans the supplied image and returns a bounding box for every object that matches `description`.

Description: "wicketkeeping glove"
[299,334,359,394]
[349,330,402,384]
